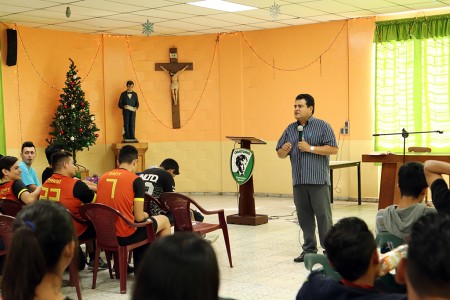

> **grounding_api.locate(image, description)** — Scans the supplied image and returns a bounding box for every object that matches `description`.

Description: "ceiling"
[0,0,449,36]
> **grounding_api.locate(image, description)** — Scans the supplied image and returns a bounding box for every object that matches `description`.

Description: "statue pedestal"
[112,143,148,172]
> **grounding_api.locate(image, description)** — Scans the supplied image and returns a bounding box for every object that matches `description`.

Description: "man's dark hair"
[295,93,315,114]
[133,233,219,300]
[51,151,72,171]
[398,162,427,197]
[126,80,134,86]
[21,141,35,152]
[119,145,138,164]
[45,144,65,165]
[0,156,18,179]
[324,217,376,281]
[407,213,450,298]
[160,158,180,175]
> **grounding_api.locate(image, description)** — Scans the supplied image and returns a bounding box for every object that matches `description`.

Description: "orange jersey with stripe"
[0,180,27,202]
[41,173,96,236]
[97,168,145,237]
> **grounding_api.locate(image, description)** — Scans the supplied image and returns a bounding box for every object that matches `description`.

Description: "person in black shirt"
[118,80,139,141]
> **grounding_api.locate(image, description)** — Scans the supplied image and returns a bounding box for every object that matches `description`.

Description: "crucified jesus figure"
[160,65,188,106]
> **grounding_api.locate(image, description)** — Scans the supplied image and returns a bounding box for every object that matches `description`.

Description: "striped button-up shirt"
[276,116,337,186]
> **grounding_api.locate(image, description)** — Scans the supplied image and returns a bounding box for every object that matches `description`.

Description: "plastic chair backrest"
[80,203,119,251]
[375,232,404,250]
[161,193,193,232]
[0,199,24,217]
[0,214,15,256]
[304,253,342,281]
[144,193,166,213]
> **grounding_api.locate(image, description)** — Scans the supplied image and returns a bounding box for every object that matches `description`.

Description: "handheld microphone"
[298,125,303,141]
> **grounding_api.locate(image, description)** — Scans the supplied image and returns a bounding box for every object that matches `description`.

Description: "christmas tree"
[48,58,99,163]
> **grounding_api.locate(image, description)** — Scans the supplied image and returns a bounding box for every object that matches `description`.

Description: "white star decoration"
[269,2,281,19]
[142,19,154,36]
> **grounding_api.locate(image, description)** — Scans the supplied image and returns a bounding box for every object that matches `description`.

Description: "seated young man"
[42,143,65,183]
[138,158,203,223]
[97,145,171,272]
[424,160,450,214]
[376,162,436,240]
[40,151,106,270]
[0,156,41,204]
[297,217,406,300]
[396,213,450,299]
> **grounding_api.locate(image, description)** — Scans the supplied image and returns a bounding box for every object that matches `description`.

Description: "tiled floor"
[62,195,379,299]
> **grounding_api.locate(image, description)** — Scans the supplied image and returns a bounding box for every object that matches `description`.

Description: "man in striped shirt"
[276,93,338,263]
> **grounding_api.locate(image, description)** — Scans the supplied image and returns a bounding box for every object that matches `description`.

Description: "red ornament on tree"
[60,130,64,135]
[95,134,99,137]
[63,105,68,109]
[70,81,74,86]
[79,128,83,133]
[80,102,85,107]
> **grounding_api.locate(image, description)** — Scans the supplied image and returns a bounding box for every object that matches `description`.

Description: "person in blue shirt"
[19,141,40,191]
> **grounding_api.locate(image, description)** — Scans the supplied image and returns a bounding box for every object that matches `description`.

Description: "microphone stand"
[373,129,443,163]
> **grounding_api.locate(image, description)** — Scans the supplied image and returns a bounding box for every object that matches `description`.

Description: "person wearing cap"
[138,159,180,222]
[138,158,204,224]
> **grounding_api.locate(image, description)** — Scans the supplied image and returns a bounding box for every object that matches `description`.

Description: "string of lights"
[16,27,102,91]
[125,34,219,129]
[239,21,347,71]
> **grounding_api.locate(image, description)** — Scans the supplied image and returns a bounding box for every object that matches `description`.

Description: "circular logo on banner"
[230,148,254,185]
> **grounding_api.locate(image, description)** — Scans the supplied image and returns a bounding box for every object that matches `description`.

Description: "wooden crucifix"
[155,48,193,129]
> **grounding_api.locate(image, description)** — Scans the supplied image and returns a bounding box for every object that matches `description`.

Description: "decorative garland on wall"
[239,20,347,72]
[125,35,219,129]
[3,21,349,133]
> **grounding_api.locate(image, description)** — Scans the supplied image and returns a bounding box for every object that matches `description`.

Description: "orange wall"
[1,18,378,197]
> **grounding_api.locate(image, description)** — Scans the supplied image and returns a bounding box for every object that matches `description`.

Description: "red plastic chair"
[0,199,24,217]
[79,203,156,294]
[67,209,98,300]
[0,214,15,257]
[160,192,233,267]
[144,192,166,215]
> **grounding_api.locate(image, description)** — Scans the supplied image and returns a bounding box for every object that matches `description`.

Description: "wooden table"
[329,161,361,205]
[362,154,450,209]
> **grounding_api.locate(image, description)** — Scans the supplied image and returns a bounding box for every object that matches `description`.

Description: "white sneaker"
[203,232,219,244]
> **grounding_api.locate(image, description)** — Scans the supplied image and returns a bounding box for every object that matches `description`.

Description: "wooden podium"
[226,136,268,226]
[362,153,450,209]
[112,143,148,173]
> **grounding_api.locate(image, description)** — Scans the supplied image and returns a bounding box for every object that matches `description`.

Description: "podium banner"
[230,148,254,185]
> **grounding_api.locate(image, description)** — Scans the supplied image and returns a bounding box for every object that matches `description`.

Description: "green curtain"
[374,14,450,42]
[374,15,450,154]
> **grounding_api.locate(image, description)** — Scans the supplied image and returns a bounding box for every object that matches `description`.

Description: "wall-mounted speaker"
[6,29,17,66]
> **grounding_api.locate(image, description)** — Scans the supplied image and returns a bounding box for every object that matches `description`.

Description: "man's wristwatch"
[310,146,315,152]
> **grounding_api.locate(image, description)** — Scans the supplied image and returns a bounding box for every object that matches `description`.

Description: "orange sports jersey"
[97,168,144,237]
[0,180,27,202]
[41,173,95,236]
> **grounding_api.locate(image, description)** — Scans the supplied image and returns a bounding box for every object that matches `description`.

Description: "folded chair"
[160,192,233,267]
[79,203,156,294]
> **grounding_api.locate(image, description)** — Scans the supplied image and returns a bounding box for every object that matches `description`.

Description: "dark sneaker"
[294,252,307,263]
[294,251,317,263]
[88,258,108,270]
